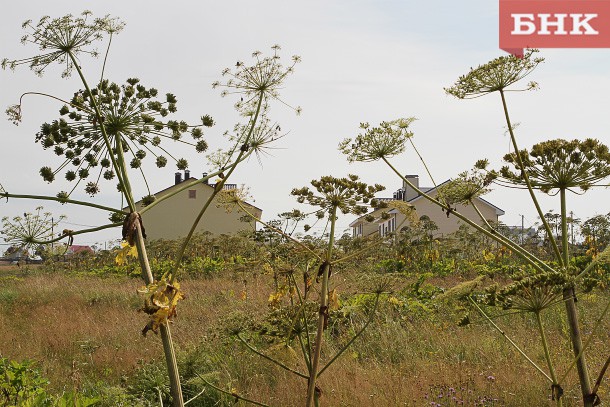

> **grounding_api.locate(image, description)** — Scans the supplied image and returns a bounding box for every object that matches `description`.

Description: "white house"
[351,175,505,238]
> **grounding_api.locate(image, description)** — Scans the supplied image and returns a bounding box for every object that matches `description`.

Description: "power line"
[59,220,100,228]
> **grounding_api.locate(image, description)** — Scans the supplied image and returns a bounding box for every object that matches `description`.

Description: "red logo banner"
[499,0,610,56]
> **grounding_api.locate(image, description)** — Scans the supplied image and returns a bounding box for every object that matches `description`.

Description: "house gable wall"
[354,188,501,238]
[406,189,499,236]
[137,182,261,241]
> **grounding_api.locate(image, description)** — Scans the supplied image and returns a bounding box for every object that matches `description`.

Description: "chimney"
[402,175,419,201]
[175,172,183,185]
[184,169,190,180]
[202,172,209,185]
[397,188,405,201]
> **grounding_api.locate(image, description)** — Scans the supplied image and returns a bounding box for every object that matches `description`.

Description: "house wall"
[352,207,386,237]
[384,190,499,237]
[137,182,261,241]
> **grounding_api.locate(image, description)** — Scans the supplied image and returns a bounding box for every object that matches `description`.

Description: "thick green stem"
[561,294,610,383]
[563,287,594,406]
[134,221,184,406]
[499,90,563,265]
[560,190,593,405]
[0,192,123,213]
[115,108,182,404]
[535,312,562,407]
[305,207,337,407]
[560,189,569,268]
[70,49,183,407]
[68,52,133,210]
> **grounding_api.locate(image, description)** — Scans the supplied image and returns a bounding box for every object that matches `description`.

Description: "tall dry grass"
[0,266,608,406]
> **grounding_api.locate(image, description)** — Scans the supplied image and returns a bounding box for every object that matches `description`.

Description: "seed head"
[32,78,209,196]
[3,11,124,77]
[1,206,66,251]
[339,118,416,162]
[500,138,610,193]
[291,175,385,216]
[213,45,300,116]
[445,49,543,99]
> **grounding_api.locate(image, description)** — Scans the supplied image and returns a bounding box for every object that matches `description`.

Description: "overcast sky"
[1,0,610,248]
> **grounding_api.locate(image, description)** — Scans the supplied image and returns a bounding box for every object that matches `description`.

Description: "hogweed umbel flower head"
[444,49,543,99]
[486,272,568,313]
[2,11,124,77]
[32,78,211,196]
[291,174,385,216]
[500,138,610,193]
[339,118,416,162]
[216,185,253,213]
[212,45,301,116]
[1,206,66,251]
[438,163,497,207]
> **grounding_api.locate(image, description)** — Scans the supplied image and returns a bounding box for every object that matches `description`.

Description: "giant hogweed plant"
[198,176,410,406]
[340,50,610,406]
[1,206,66,257]
[1,12,299,406]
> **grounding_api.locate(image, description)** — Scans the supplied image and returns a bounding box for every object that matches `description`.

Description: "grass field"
[0,261,608,406]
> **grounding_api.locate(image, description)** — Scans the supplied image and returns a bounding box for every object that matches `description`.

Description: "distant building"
[66,245,95,256]
[2,247,29,261]
[130,170,262,241]
[1,247,42,264]
[350,175,505,238]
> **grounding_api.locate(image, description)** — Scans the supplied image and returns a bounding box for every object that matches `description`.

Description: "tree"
[580,213,610,256]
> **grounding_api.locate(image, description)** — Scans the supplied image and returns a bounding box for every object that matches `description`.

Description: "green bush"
[0,358,50,406]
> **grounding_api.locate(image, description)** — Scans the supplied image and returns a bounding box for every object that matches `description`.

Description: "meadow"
[1,233,608,406]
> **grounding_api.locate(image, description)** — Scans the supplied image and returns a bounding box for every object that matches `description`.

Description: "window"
[188,190,196,199]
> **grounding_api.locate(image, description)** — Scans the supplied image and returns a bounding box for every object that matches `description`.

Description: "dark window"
[188,190,196,199]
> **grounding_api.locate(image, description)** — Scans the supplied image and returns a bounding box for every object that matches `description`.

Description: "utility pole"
[51,217,54,252]
[521,214,525,245]
[570,210,574,246]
